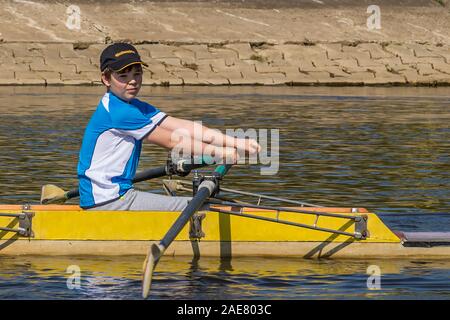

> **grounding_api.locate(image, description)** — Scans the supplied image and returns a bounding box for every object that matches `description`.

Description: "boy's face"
[102,64,143,101]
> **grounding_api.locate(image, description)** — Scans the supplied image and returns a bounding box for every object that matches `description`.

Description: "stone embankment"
[0,0,449,86]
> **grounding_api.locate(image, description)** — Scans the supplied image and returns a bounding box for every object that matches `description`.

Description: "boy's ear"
[101,73,111,87]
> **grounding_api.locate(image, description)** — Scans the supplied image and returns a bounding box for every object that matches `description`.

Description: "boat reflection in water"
[1,255,449,299]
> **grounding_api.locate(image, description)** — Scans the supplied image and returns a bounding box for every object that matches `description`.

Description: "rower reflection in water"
[77,43,260,211]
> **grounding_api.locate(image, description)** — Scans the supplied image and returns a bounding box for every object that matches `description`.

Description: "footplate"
[354,214,369,240]
[0,208,34,238]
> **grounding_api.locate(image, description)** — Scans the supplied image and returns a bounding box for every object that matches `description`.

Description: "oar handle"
[214,163,232,177]
[133,155,216,183]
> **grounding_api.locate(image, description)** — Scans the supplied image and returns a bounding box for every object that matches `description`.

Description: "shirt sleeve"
[110,99,167,140]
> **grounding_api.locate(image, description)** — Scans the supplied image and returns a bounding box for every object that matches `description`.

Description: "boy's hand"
[214,147,239,164]
[234,138,261,155]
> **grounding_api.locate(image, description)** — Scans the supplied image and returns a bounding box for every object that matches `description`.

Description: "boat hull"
[1,205,449,258]
[2,239,450,259]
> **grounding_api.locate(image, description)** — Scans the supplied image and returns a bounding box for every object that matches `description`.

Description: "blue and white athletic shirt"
[77,92,167,209]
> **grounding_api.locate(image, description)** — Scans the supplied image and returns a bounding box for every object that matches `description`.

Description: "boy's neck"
[108,89,134,103]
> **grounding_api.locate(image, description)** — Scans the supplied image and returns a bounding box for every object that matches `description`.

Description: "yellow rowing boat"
[4,162,447,298]
[1,202,449,258]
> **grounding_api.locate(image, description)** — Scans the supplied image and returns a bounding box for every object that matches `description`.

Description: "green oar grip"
[214,163,232,176]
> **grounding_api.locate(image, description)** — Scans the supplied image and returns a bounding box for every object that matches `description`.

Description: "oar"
[142,163,232,298]
[40,156,214,205]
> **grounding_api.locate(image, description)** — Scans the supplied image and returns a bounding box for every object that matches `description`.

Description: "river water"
[0,86,449,299]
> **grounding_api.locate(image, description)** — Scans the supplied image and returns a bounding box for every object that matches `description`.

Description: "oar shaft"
[160,186,211,248]
[63,167,168,200]
[63,156,214,201]
[142,163,232,298]
[66,189,80,199]
[132,166,168,183]
[160,164,232,249]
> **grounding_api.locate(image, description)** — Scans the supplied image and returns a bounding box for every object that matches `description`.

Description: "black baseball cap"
[100,43,148,72]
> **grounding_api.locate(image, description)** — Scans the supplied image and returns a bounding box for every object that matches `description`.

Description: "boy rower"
[77,43,260,211]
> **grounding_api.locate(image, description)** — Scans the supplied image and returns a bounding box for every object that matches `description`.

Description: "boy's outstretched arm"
[145,125,238,163]
[159,116,261,154]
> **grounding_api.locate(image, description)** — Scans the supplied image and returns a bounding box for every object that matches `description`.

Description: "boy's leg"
[87,190,135,211]
[129,189,192,211]
[87,189,210,211]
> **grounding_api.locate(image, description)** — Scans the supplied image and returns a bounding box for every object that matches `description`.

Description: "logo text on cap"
[115,50,136,57]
